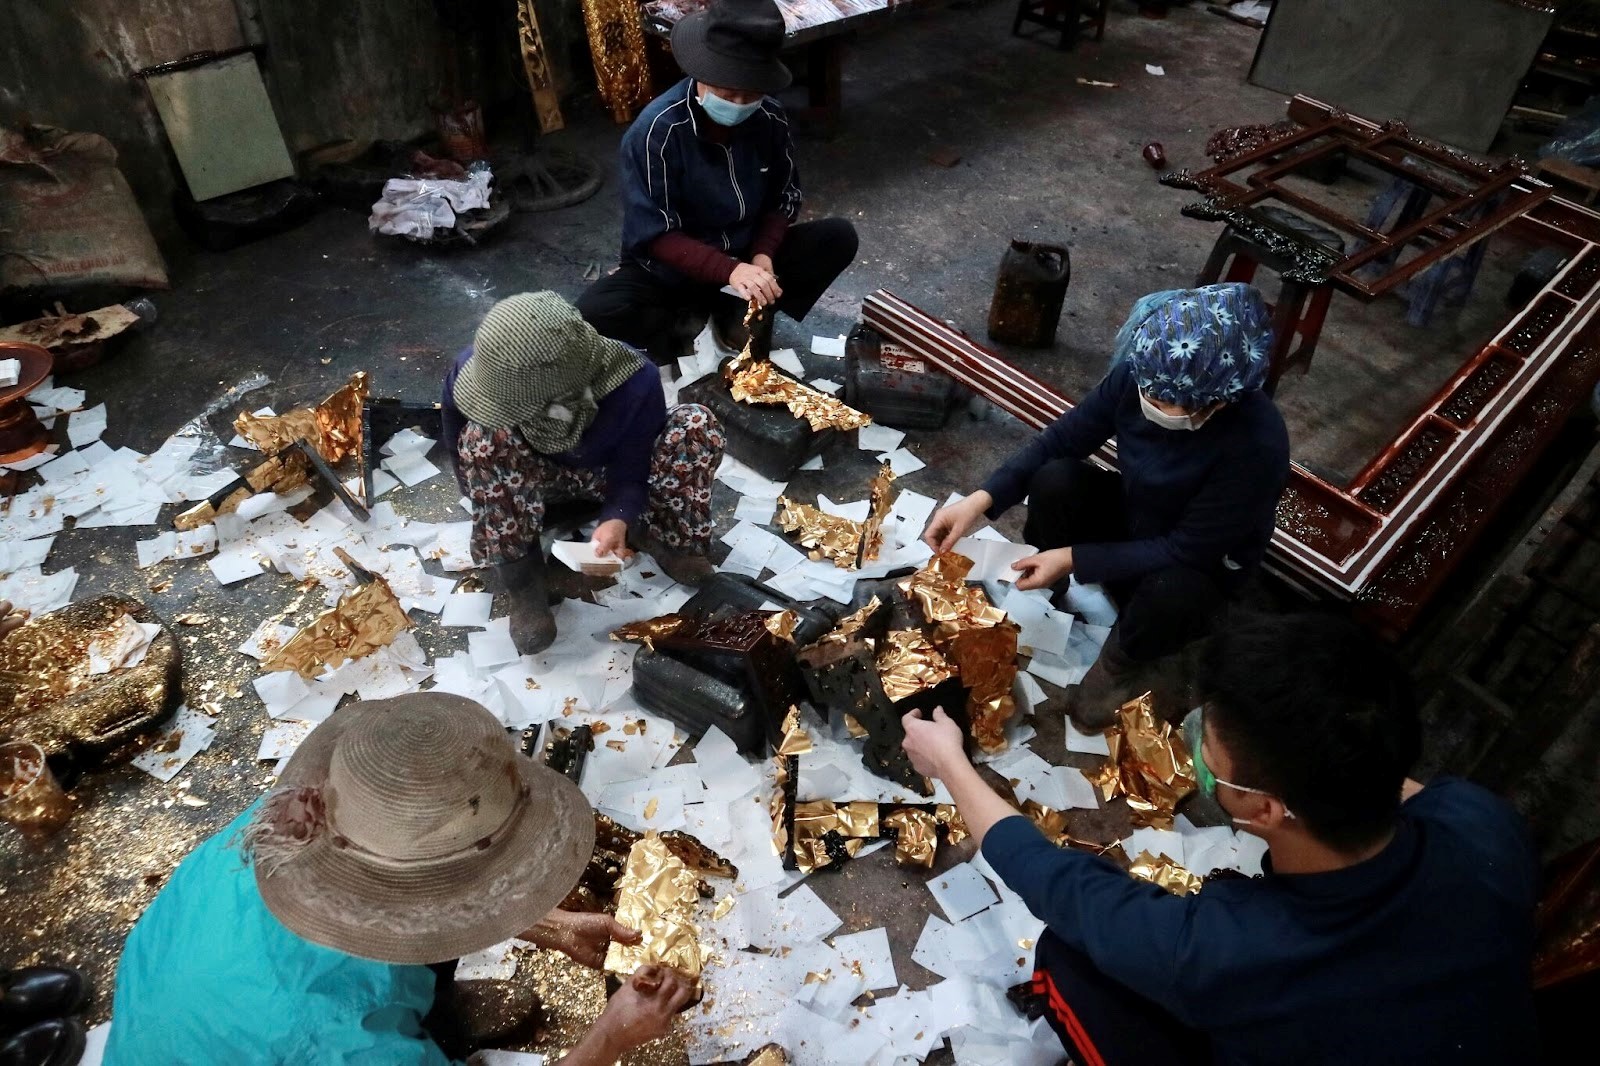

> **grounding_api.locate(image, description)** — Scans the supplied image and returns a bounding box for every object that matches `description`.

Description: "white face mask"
[1140,393,1212,431]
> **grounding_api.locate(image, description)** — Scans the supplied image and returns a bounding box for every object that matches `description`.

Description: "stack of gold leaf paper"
[776,465,896,570]
[1085,693,1197,829]
[724,349,872,432]
[897,552,1020,753]
[603,832,706,983]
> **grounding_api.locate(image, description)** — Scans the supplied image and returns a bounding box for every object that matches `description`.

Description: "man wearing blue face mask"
[923,283,1290,728]
[576,0,858,362]
[900,612,1539,1066]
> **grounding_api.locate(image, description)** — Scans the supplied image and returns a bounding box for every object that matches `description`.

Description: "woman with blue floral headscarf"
[924,283,1289,728]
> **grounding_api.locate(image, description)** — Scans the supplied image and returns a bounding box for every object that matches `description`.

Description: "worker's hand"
[1011,547,1073,591]
[557,913,640,970]
[922,491,992,554]
[0,601,27,642]
[591,518,634,561]
[901,707,967,781]
[598,965,696,1051]
[751,253,776,276]
[729,262,782,308]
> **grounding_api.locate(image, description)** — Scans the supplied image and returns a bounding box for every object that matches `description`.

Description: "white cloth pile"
[368,169,493,241]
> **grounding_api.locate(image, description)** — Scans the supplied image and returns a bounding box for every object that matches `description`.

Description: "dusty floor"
[0,0,1585,1059]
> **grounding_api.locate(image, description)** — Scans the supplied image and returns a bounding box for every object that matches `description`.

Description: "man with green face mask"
[577,0,858,363]
[900,612,1539,1066]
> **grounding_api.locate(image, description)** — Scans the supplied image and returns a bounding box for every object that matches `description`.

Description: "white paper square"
[927,862,1000,923]
[439,592,493,628]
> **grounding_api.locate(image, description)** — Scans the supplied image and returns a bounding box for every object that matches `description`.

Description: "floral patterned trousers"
[457,404,724,567]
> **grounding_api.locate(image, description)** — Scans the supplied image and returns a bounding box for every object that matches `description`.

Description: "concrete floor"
[0,0,1568,1058]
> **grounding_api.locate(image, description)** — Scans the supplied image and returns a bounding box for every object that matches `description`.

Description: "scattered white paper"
[830,926,898,990]
[67,404,108,448]
[439,592,493,628]
[857,423,905,452]
[86,614,161,674]
[131,705,216,782]
[927,862,1000,923]
[799,454,825,470]
[1146,63,1165,76]
[811,335,846,357]
[1065,716,1113,756]
[878,447,925,477]
[469,618,522,670]
[770,348,806,378]
[808,378,842,395]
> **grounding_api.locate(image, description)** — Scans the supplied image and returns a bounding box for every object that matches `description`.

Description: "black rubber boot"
[488,553,556,655]
[1065,627,1148,731]
[640,536,715,587]
[0,967,87,1037]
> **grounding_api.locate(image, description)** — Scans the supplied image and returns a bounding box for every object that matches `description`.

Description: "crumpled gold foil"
[934,621,1019,755]
[173,450,311,531]
[882,807,938,868]
[790,799,880,874]
[895,552,1020,752]
[935,804,968,846]
[603,832,704,982]
[875,630,957,702]
[777,707,813,756]
[764,610,799,643]
[725,351,873,432]
[1085,693,1197,829]
[261,575,412,679]
[899,552,1008,628]
[843,713,868,739]
[776,465,897,570]
[858,465,897,564]
[776,497,867,569]
[610,614,692,652]
[234,372,368,465]
[580,0,652,124]
[1128,850,1204,896]
[815,598,882,647]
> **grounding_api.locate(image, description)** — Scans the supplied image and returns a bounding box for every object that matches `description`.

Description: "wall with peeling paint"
[0,0,593,248]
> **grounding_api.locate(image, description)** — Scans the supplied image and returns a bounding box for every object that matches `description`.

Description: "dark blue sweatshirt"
[983,778,1539,1065]
[980,359,1289,586]
[441,348,666,526]
[619,78,801,284]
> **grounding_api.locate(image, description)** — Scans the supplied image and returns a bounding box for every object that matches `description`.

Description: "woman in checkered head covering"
[441,293,725,654]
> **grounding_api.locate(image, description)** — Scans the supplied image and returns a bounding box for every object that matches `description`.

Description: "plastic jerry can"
[987,239,1071,348]
[843,324,956,430]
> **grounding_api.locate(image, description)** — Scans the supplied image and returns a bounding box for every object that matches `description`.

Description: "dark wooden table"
[641,0,948,131]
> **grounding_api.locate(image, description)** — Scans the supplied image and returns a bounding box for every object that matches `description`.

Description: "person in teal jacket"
[104,693,695,1065]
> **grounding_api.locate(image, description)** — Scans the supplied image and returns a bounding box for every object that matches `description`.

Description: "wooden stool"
[1194,205,1346,394]
[1012,0,1109,49]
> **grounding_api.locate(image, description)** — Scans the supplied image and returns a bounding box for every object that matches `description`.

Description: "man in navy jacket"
[901,612,1540,1066]
[925,283,1289,728]
[577,0,858,361]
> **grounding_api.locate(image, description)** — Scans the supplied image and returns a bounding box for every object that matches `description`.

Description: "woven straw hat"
[454,291,642,454]
[250,693,594,965]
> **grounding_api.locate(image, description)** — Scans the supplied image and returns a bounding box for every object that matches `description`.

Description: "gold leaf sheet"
[603,832,705,981]
[261,575,412,679]
[725,353,872,432]
[1084,693,1197,829]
